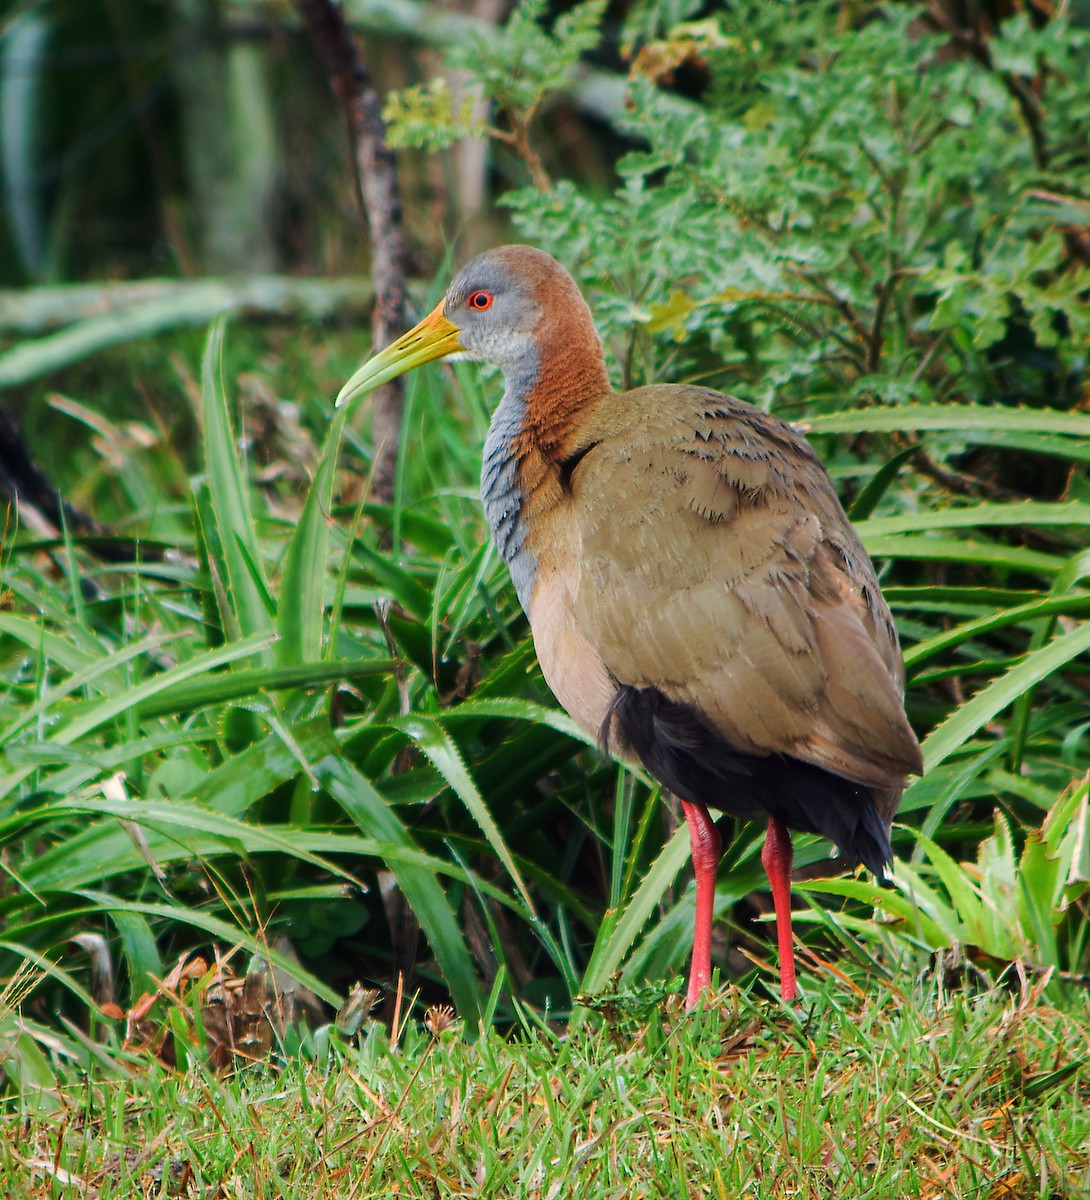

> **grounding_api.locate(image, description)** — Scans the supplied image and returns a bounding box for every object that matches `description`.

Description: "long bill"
[336,300,463,410]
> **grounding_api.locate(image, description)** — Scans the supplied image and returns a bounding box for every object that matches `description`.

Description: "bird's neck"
[511,348,612,458]
[481,339,610,612]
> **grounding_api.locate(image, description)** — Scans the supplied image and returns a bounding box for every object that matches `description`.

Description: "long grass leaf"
[904,594,1090,670]
[1007,551,1090,772]
[134,659,394,721]
[48,632,274,747]
[391,714,535,911]
[72,893,342,1006]
[0,613,96,673]
[199,319,272,657]
[277,405,350,666]
[1,630,182,741]
[861,535,1063,574]
[857,501,1090,538]
[920,622,1090,772]
[578,825,691,999]
[317,756,484,1024]
[805,404,1090,438]
[435,697,597,749]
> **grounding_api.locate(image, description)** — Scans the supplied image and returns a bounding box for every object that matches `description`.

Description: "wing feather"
[540,385,921,787]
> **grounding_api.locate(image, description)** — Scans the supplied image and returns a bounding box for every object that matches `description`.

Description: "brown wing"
[545,385,921,792]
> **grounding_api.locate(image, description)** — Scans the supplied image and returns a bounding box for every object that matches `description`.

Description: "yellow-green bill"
[336,300,463,409]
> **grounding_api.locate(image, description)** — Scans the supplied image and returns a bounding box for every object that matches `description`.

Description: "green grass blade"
[48,793,363,884]
[1007,551,1090,772]
[73,893,342,1007]
[912,832,986,945]
[133,660,395,721]
[848,445,918,520]
[578,825,690,1000]
[861,535,1063,575]
[47,632,275,748]
[0,630,182,742]
[857,500,1090,539]
[198,318,273,657]
[920,621,1090,773]
[903,594,1090,671]
[437,697,597,749]
[806,404,1090,439]
[0,633,274,803]
[317,755,484,1025]
[0,613,96,674]
[391,714,536,912]
[277,405,350,666]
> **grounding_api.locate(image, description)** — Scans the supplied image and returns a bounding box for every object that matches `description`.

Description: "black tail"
[605,684,892,877]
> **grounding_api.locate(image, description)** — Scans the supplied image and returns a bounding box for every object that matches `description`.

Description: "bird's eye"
[467,290,493,311]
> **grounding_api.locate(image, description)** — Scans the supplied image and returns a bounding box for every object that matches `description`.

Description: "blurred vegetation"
[0,0,1088,1091]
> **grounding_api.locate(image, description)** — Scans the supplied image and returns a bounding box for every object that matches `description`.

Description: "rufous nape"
[338,245,922,1007]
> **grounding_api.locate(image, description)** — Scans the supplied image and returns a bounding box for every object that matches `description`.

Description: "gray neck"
[480,362,538,613]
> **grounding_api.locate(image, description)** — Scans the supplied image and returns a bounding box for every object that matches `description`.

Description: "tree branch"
[295,0,409,504]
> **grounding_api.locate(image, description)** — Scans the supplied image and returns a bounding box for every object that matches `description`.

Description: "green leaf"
[391,715,535,911]
[920,622,1090,772]
[277,405,351,666]
[0,630,183,742]
[109,911,164,1003]
[435,696,597,749]
[0,613,96,674]
[198,318,273,657]
[577,825,690,1002]
[317,756,484,1025]
[856,501,1090,540]
[75,892,342,1007]
[903,594,1090,671]
[861,536,1064,575]
[135,660,395,721]
[0,633,274,803]
[796,871,953,948]
[912,833,985,946]
[804,404,1090,440]
[847,445,918,521]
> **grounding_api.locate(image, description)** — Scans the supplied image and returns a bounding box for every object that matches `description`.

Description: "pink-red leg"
[679,798,722,1008]
[761,814,798,1002]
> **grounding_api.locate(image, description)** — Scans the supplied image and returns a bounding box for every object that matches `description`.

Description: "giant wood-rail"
[338,245,922,1006]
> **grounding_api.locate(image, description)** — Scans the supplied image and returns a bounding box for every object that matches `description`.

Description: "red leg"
[679,798,722,1008]
[761,814,798,1002]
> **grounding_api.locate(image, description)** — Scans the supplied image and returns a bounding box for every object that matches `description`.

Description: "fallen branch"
[0,276,373,388]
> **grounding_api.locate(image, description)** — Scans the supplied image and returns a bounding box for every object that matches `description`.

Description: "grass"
[2,979,1088,1199]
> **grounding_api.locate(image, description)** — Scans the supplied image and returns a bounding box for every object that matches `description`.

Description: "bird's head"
[336,245,598,410]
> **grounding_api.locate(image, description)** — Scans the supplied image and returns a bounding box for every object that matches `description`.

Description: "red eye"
[467,290,493,311]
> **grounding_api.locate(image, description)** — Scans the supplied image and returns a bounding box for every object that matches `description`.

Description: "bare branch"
[295,0,409,504]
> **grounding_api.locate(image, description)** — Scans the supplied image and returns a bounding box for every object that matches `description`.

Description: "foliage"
[383,0,607,155]
[1,0,1089,1052]
[799,775,1090,981]
[0,318,676,1042]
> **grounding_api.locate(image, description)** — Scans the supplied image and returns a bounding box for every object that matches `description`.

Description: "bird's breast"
[480,397,618,742]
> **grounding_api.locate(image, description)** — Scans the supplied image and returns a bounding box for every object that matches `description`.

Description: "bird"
[337,244,923,1007]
